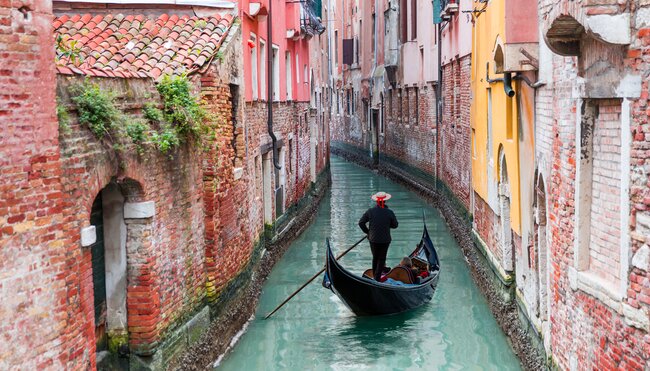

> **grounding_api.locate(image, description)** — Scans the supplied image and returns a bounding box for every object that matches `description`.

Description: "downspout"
[268,0,281,169]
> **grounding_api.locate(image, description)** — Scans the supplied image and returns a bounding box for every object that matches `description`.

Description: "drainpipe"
[485,62,515,98]
[268,0,281,169]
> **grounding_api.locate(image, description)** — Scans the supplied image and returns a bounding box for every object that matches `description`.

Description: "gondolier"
[358,192,399,281]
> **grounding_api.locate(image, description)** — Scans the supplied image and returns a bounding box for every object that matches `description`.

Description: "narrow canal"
[216,156,521,370]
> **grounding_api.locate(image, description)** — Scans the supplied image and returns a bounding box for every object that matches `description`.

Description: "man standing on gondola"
[358,192,399,281]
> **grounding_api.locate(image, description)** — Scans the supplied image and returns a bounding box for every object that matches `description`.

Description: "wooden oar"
[263,235,368,319]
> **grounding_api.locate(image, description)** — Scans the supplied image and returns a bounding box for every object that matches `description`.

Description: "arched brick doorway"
[498,148,514,273]
[84,178,156,362]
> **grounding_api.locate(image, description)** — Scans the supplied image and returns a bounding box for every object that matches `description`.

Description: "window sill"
[568,267,649,330]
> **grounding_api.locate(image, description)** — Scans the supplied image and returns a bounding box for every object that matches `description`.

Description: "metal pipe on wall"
[267,0,281,169]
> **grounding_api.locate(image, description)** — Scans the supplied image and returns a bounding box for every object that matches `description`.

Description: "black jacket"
[358,206,398,243]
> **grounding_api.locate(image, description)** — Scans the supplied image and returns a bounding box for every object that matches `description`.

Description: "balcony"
[441,0,458,17]
[300,0,325,36]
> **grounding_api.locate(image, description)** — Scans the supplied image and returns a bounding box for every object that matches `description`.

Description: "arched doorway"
[536,176,549,323]
[87,179,144,359]
[498,149,514,273]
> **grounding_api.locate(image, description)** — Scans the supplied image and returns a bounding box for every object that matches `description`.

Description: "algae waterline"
[216,156,521,370]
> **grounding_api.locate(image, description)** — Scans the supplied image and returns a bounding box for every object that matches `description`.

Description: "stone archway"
[86,181,130,356]
[535,175,549,323]
[82,178,158,361]
[498,148,514,273]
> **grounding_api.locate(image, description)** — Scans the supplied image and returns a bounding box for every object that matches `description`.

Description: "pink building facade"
[240,0,315,103]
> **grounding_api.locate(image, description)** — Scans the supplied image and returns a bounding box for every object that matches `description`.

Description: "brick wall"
[474,192,502,264]
[0,0,81,369]
[381,84,438,175]
[439,56,472,210]
[536,1,650,368]
[589,100,622,285]
[56,75,206,355]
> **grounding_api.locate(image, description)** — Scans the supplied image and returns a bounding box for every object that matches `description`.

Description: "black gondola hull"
[324,225,440,316]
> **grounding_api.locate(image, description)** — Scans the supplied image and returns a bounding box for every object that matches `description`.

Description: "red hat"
[371,192,392,201]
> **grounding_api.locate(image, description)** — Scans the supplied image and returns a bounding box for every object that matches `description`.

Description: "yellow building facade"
[470,0,522,234]
[470,0,539,281]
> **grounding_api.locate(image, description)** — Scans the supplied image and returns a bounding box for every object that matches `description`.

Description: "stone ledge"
[124,201,155,219]
[569,267,649,331]
[471,229,515,287]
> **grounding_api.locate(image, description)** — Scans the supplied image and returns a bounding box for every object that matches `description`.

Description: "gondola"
[322,223,440,316]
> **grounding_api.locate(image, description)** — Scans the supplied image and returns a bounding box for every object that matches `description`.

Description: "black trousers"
[370,242,390,280]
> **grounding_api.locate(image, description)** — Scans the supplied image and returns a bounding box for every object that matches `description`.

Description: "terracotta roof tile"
[54,10,236,79]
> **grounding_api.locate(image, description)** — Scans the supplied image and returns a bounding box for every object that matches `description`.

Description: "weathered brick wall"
[56,75,206,355]
[473,192,502,264]
[439,56,471,209]
[536,1,650,368]
[244,100,319,228]
[589,100,622,285]
[0,1,80,369]
[381,84,438,175]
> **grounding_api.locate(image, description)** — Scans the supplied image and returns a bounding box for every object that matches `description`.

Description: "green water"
[216,157,521,370]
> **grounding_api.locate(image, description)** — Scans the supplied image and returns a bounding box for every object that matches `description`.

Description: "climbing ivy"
[56,98,71,134]
[155,74,208,138]
[125,119,149,155]
[69,81,121,139]
[66,74,213,157]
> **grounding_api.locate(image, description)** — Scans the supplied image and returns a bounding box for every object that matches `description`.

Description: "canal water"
[216,156,521,370]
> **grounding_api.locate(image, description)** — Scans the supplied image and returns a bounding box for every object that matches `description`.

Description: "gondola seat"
[384,266,416,284]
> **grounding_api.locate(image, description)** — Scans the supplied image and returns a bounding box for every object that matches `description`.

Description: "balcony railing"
[441,0,458,16]
[300,0,325,36]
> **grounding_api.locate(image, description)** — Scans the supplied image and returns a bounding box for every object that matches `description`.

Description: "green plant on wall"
[150,124,180,154]
[56,98,71,134]
[55,35,83,66]
[143,102,163,123]
[126,119,149,155]
[65,74,215,158]
[156,74,207,138]
[69,81,121,139]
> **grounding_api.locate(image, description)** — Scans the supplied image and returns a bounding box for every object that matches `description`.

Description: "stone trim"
[124,201,155,219]
[568,267,649,331]
[471,229,515,287]
[80,226,97,247]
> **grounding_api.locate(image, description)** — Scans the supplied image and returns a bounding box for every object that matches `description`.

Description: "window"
[372,14,375,54]
[355,37,359,64]
[259,40,266,100]
[250,34,258,100]
[359,20,363,61]
[397,88,404,124]
[285,51,292,100]
[336,91,340,114]
[405,88,410,126]
[388,89,392,121]
[347,90,351,115]
[414,88,419,125]
[380,95,384,134]
[296,54,300,83]
[487,88,493,158]
[288,138,293,174]
[420,48,424,81]
[411,0,417,40]
[272,45,280,101]
[334,30,339,72]
[575,99,627,293]
[472,129,477,159]
[400,0,407,43]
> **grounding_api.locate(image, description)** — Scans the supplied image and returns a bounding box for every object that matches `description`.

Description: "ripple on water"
[216,157,521,371]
